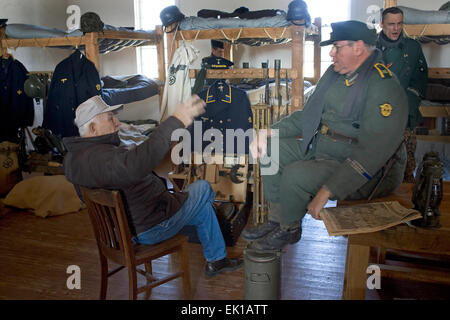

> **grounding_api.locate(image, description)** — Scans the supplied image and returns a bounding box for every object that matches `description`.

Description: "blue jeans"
[133,180,227,262]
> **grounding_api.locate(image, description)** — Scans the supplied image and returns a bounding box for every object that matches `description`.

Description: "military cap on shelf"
[320,20,377,46]
[0,19,8,28]
[211,40,224,49]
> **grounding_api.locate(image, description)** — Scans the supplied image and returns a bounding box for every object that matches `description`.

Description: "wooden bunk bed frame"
[165,18,322,113]
[385,0,450,143]
[0,25,167,175]
[0,25,167,83]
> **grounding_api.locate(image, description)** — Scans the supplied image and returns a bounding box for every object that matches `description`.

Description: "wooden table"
[340,182,450,300]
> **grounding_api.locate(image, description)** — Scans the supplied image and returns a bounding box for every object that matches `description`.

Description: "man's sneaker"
[241,220,280,241]
[205,257,243,277]
[247,225,301,251]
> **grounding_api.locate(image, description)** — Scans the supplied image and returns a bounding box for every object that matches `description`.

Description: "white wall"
[350,0,450,68]
[1,0,69,71]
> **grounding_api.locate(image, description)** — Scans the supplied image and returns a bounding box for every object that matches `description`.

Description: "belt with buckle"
[319,124,358,144]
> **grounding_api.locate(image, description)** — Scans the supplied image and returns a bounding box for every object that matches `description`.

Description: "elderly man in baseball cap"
[64,95,243,277]
[244,20,409,251]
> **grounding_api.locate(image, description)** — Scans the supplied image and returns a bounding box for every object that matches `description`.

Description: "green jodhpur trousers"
[261,137,406,226]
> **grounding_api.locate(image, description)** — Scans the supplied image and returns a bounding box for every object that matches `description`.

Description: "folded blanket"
[398,6,450,24]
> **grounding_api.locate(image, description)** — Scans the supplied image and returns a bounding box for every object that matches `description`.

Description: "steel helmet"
[286,0,311,26]
[80,12,104,33]
[24,74,46,99]
[160,5,185,30]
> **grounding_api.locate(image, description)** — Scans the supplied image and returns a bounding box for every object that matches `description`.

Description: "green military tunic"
[377,32,428,129]
[262,51,408,225]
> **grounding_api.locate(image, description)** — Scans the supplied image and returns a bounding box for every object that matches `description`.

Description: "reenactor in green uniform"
[377,7,428,182]
[243,20,409,251]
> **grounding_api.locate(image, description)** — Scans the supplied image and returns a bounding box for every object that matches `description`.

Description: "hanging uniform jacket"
[190,80,253,155]
[160,42,199,122]
[0,56,34,143]
[42,50,102,138]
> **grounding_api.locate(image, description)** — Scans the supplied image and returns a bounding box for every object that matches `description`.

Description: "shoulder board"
[373,62,393,79]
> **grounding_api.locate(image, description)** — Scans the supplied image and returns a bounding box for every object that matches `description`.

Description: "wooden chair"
[80,186,191,300]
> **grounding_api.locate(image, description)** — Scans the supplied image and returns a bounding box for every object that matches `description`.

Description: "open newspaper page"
[320,201,422,236]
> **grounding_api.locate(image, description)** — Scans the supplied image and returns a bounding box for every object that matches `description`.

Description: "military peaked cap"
[320,20,377,46]
[211,40,224,49]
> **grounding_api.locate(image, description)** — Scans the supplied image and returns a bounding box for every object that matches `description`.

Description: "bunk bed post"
[85,32,100,71]
[291,24,305,112]
[223,42,233,62]
[313,17,322,84]
[0,27,7,57]
[166,31,179,66]
[156,25,166,83]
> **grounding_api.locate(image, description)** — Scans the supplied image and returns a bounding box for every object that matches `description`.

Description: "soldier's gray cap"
[320,20,377,46]
[74,95,123,128]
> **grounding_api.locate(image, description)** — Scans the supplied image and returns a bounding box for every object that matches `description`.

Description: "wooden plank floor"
[1,205,449,300]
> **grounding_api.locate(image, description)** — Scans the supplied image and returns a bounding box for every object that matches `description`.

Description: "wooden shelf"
[429,68,450,79]
[404,24,450,37]
[1,29,160,48]
[1,26,165,82]
[416,135,450,143]
[419,105,450,118]
[188,68,298,79]
[174,24,317,41]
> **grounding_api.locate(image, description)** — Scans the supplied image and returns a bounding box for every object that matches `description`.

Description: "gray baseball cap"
[74,95,123,128]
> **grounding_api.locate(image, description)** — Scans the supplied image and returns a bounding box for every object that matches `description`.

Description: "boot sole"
[241,225,280,241]
[205,262,243,277]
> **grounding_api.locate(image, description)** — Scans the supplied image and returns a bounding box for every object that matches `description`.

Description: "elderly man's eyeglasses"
[331,43,352,52]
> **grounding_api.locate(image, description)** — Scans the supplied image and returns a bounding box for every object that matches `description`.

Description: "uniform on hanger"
[0,56,34,143]
[190,80,253,155]
[42,49,102,138]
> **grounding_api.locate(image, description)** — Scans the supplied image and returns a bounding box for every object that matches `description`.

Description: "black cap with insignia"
[211,40,224,49]
[320,20,377,47]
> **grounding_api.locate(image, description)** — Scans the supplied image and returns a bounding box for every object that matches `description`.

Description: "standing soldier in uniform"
[377,7,428,183]
[243,20,409,251]
[209,40,226,59]
[192,40,234,94]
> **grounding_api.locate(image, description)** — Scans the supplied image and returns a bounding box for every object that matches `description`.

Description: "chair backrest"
[80,186,135,266]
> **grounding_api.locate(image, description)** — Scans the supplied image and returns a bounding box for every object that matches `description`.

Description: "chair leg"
[144,262,153,300]
[377,247,387,264]
[128,268,138,300]
[178,241,191,299]
[99,254,108,300]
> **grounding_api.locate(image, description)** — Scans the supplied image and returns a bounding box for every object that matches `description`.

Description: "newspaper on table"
[320,201,422,236]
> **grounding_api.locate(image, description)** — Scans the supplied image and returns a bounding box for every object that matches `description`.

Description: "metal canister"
[244,248,281,300]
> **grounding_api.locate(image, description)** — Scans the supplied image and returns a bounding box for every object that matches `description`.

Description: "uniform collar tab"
[206,80,232,104]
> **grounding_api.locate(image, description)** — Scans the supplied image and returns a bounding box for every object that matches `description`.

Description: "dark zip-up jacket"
[0,56,34,143]
[63,116,188,234]
[43,50,102,138]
